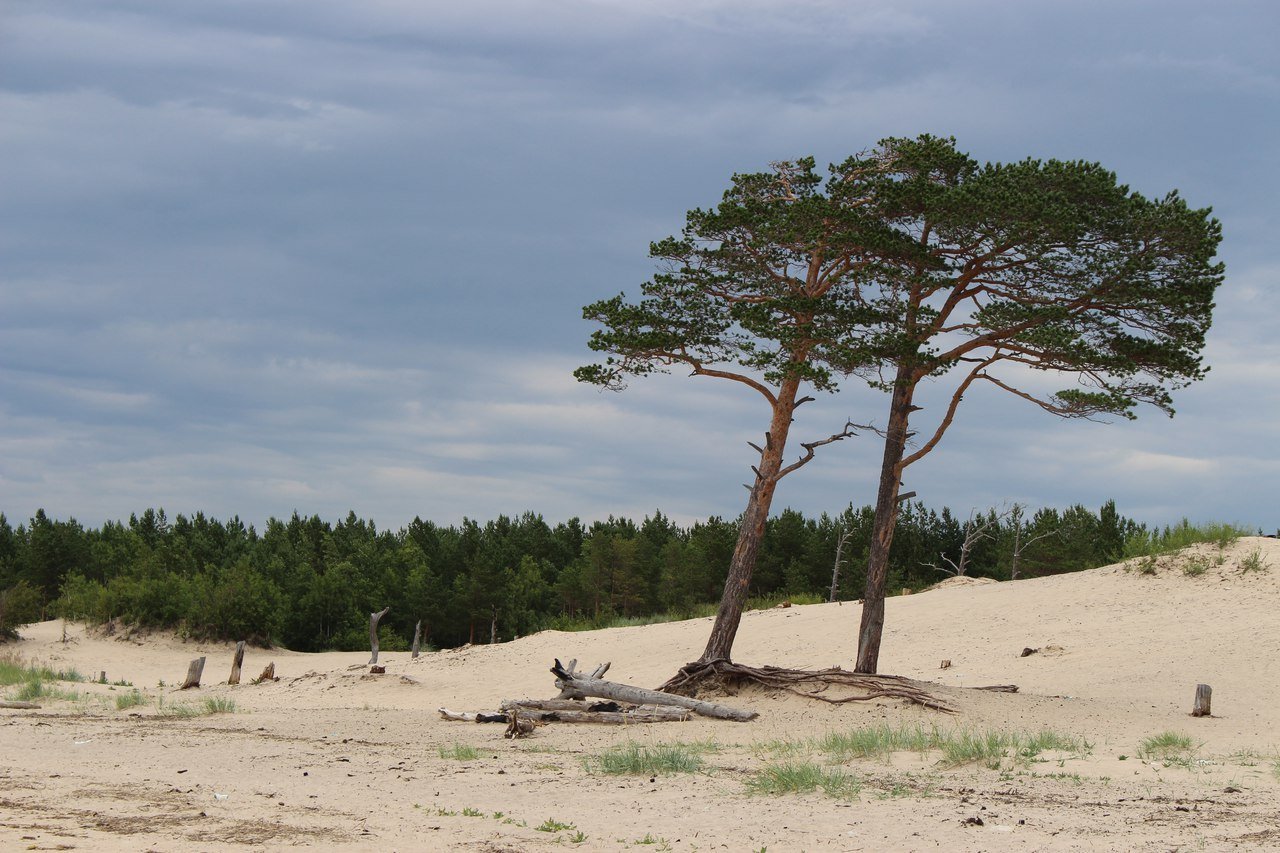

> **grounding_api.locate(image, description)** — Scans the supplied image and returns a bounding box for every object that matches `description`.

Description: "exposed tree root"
[658,659,955,713]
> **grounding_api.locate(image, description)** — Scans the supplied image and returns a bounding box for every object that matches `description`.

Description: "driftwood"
[228,641,246,685]
[368,607,390,665]
[438,708,508,723]
[255,662,276,683]
[0,701,41,709]
[505,709,544,738]
[503,699,691,724]
[658,659,953,713]
[552,658,757,721]
[180,656,206,689]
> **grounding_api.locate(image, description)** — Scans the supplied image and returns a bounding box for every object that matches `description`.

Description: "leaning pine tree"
[843,136,1223,673]
[575,158,904,681]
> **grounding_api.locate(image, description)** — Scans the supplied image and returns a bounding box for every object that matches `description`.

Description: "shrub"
[0,582,43,640]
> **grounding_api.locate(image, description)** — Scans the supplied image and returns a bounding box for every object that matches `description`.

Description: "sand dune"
[3,537,1279,851]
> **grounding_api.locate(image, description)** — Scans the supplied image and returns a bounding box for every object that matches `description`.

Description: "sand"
[3,537,1280,851]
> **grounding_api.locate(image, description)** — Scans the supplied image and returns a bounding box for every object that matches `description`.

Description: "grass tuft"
[1240,550,1270,574]
[438,742,480,761]
[1138,731,1196,760]
[115,689,147,710]
[747,760,860,799]
[588,741,712,775]
[202,696,236,714]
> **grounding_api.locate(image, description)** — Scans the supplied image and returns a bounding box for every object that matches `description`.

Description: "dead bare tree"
[829,528,853,602]
[925,508,1001,577]
[1008,504,1073,580]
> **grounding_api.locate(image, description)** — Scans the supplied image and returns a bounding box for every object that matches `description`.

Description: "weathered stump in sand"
[1191,683,1212,717]
[256,662,275,683]
[228,641,246,685]
[181,656,206,689]
[411,621,422,659]
[368,607,390,665]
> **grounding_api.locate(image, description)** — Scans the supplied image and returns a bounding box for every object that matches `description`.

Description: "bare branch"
[777,420,860,480]
[900,355,999,471]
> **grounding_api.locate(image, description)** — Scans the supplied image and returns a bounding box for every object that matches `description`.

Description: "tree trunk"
[228,641,245,685]
[697,377,802,664]
[411,620,422,658]
[830,529,851,602]
[855,367,915,674]
[368,607,390,665]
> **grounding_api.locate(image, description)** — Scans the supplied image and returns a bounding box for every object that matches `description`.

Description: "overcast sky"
[2,0,1277,533]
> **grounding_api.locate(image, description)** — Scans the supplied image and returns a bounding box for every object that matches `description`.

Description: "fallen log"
[551,658,757,721]
[0,701,41,709]
[512,707,691,725]
[438,707,508,723]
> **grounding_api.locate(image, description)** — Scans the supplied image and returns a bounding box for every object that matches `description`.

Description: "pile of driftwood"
[438,658,758,736]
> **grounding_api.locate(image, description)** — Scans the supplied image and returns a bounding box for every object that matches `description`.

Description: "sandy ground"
[4,537,1280,851]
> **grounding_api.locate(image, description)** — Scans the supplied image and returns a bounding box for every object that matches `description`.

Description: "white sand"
[3,537,1279,851]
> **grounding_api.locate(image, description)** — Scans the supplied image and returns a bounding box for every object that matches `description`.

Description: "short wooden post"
[228,641,246,685]
[411,621,422,659]
[181,656,206,689]
[1191,683,1212,717]
[256,662,275,682]
[368,607,390,665]
[98,670,107,684]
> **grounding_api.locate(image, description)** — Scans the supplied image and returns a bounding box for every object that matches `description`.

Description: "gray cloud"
[1,0,1276,532]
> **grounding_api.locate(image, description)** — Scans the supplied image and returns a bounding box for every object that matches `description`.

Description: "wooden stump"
[181,656,206,690]
[256,662,275,682]
[1191,683,1212,717]
[411,621,422,659]
[228,641,246,685]
[368,607,390,666]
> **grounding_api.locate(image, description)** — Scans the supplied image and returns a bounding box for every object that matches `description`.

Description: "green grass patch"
[438,742,480,761]
[747,760,861,799]
[819,724,935,761]
[202,696,236,714]
[0,655,86,687]
[816,725,1089,768]
[587,741,713,775]
[1138,731,1196,760]
[535,818,575,833]
[1124,520,1250,560]
[115,689,147,710]
[10,678,83,703]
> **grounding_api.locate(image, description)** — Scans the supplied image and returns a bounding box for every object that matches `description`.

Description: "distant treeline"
[0,501,1141,648]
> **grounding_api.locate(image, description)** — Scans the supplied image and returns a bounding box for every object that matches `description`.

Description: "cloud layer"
[2,0,1277,531]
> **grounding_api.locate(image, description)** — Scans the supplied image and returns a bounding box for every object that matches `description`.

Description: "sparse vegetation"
[747,761,861,799]
[202,696,236,714]
[536,818,575,833]
[438,743,480,761]
[1138,731,1196,760]
[1240,550,1270,574]
[587,741,715,775]
[817,725,1089,768]
[1124,520,1250,560]
[1182,555,1210,576]
[115,689,147,710]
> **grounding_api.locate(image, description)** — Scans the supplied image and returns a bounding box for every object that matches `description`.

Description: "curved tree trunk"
[855,367,915,674]
[697,377,802,664]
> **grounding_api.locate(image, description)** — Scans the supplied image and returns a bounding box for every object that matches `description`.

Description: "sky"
[2,0,1277,533]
